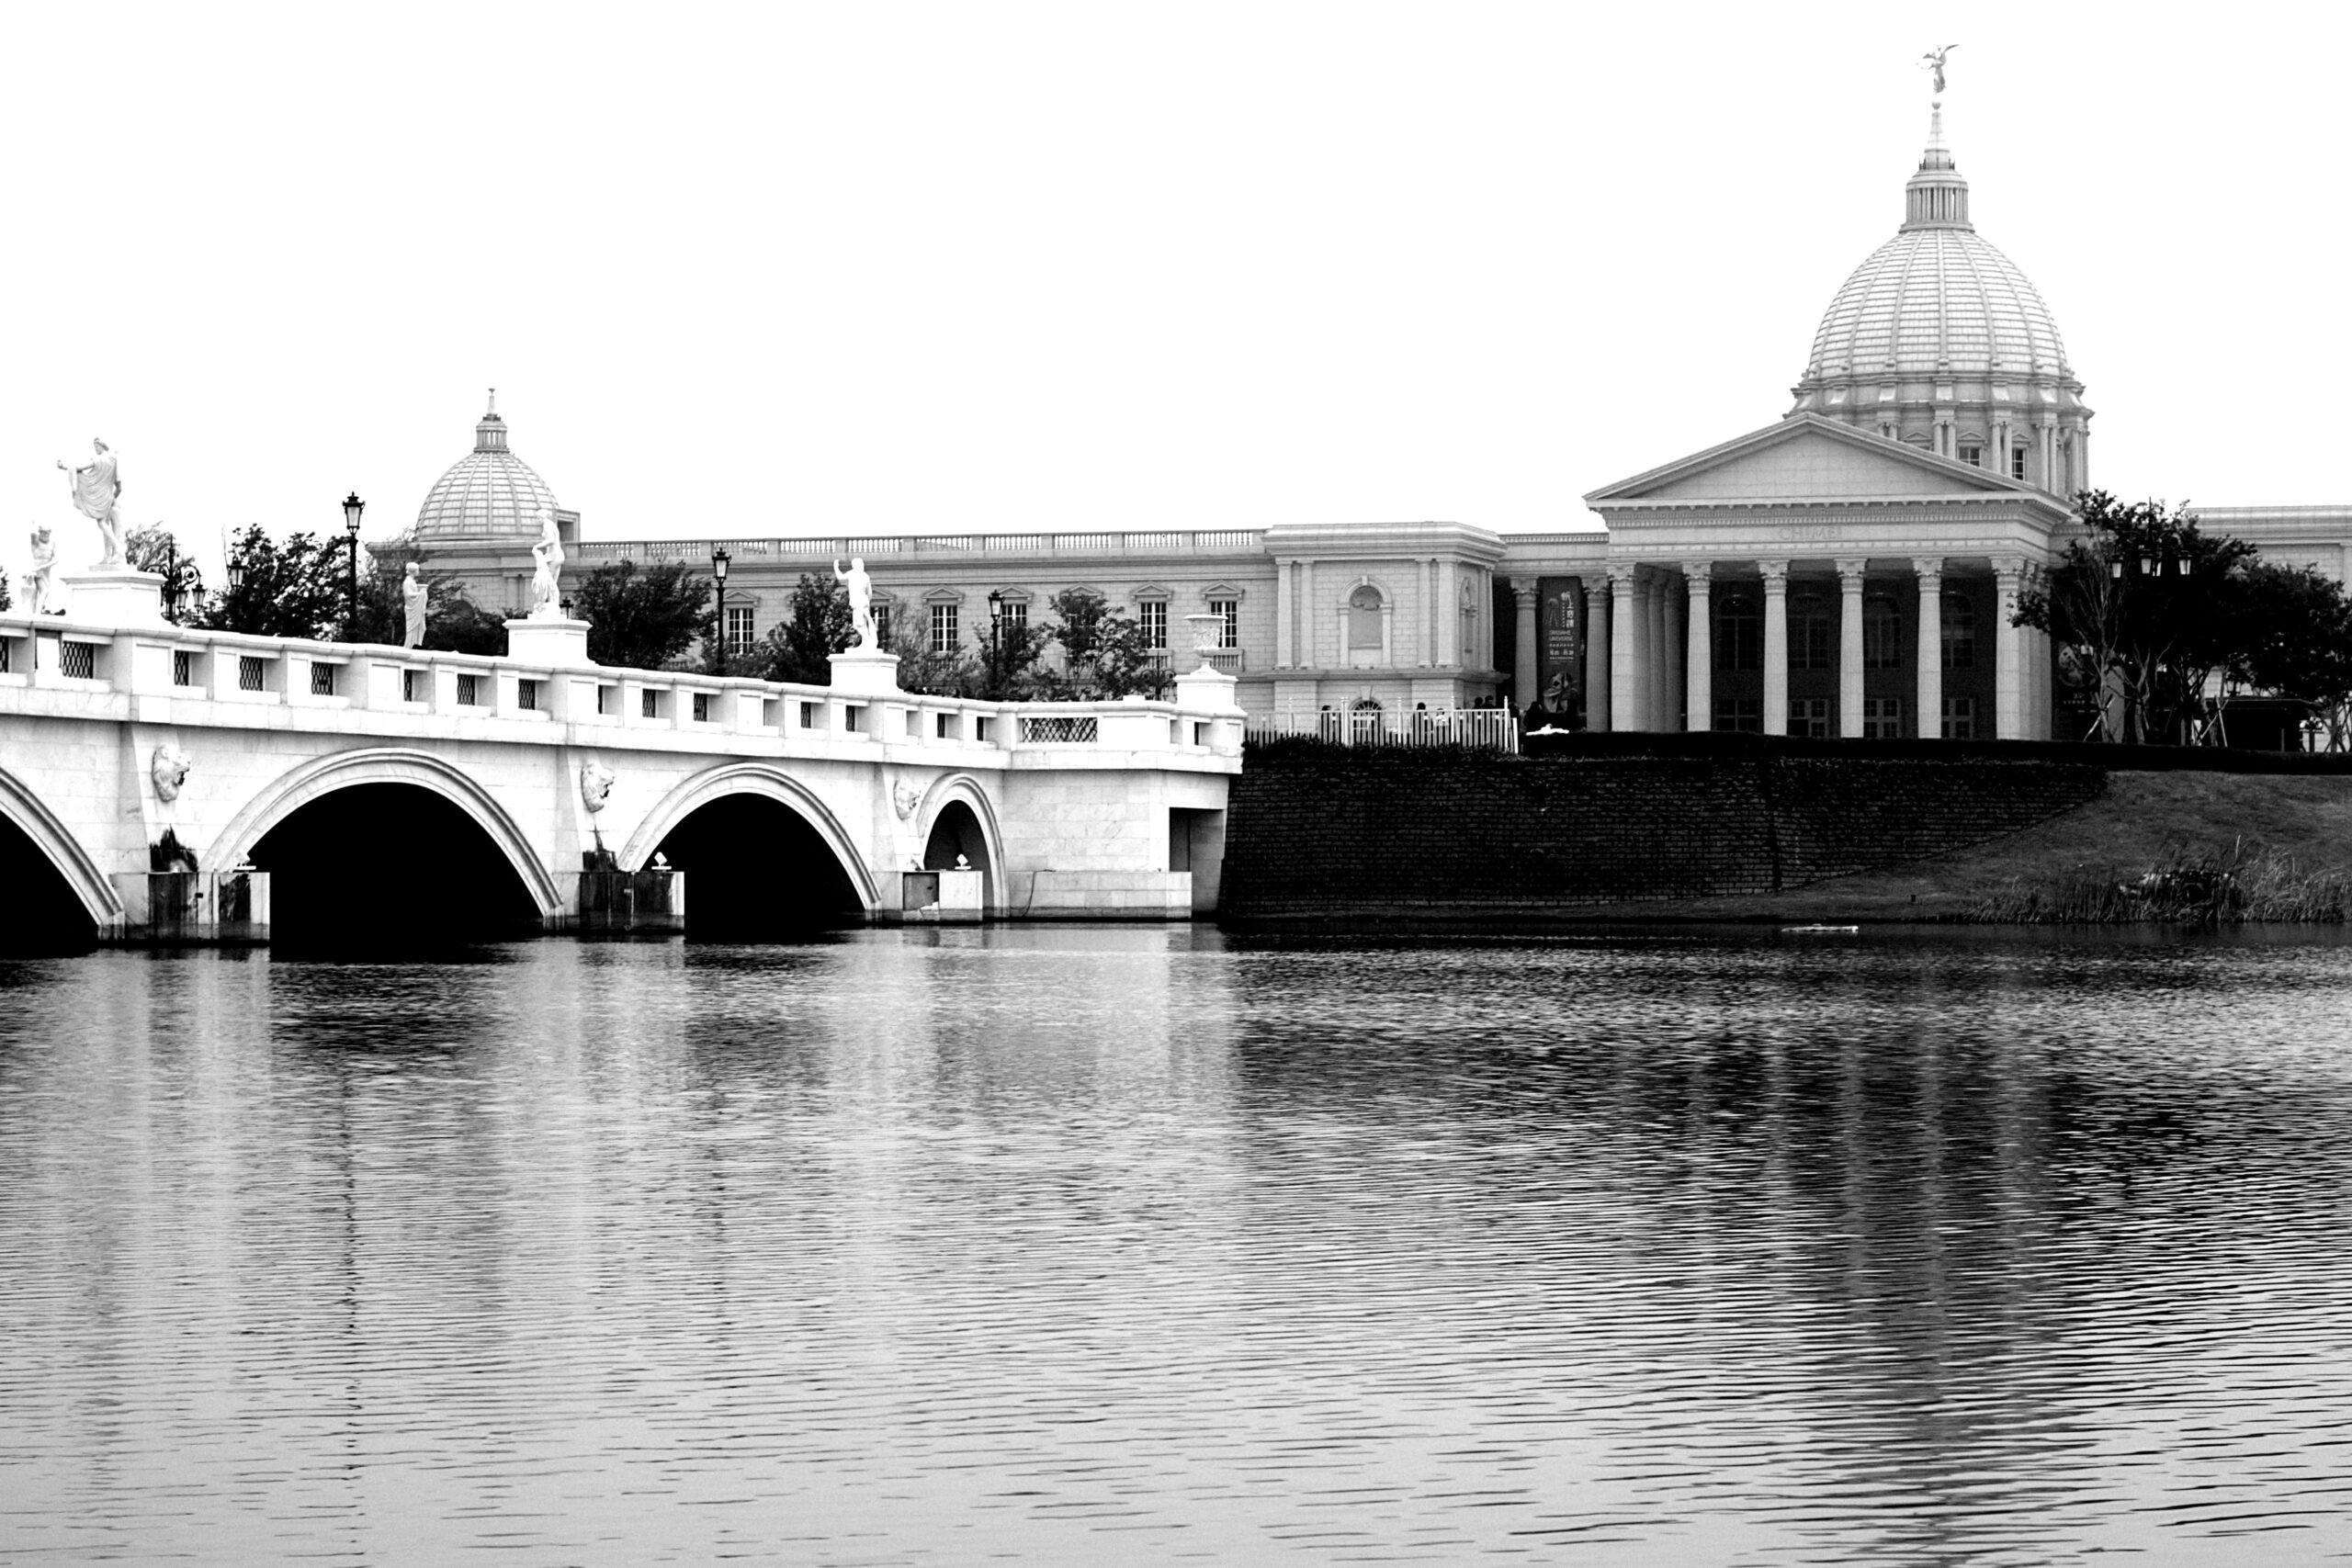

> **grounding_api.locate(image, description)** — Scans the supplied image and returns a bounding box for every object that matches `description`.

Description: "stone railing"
[1252,705,1521,754]
[571,528,1268,565]
[0,615,1247,762]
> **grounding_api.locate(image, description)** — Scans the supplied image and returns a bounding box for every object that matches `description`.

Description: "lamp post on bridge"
[712,547,731,676]
[987,589,1006,698]
[342,492,365,639]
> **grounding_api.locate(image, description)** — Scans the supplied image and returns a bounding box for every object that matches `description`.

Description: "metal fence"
[1250,706,1521,754]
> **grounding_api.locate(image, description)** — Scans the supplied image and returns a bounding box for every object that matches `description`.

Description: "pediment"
[1586,416,2033,507]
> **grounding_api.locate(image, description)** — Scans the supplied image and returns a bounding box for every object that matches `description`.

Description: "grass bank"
[1645,771,2352,924]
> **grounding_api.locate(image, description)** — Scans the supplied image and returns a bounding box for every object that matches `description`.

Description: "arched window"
[1715,596,1760,671]
[1940,595,1976,670]
[1791,596,1831,670]
[1348,585,1384,649]
[1863,594,1903,670]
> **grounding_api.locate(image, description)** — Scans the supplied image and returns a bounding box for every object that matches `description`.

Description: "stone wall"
[1218,746,2107,920]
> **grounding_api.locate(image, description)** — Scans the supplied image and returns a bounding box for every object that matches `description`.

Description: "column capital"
[1510,579,1541,605]
[1758,558,1790,591]
[1683,560,1713,590]
[1911,556,1945,591]
[1992,553,2026,586]
[1834,556,1869,586]
[1606,561,1638,589]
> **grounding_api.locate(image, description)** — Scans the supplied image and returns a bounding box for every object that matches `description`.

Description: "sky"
[3,3,2346,589]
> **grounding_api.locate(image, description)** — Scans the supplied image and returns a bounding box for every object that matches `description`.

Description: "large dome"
[415,391,560,542]
[1804,226,2069,381]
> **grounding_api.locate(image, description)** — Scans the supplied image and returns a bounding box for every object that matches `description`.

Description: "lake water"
[5,927,2351,1565]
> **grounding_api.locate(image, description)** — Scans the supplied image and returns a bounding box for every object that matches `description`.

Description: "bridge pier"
[574,851,685,936]
[101,869,271,946]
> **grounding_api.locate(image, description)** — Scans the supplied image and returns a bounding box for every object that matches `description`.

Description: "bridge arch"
[916,773,1006,909]
[0,763,121,926]
[621,762,881,914]
[207,748,563,918]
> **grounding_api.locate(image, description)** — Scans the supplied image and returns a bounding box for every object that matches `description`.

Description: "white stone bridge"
[0,607,1241,947]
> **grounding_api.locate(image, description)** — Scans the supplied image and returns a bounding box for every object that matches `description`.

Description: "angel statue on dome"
[1920,43,1957,96]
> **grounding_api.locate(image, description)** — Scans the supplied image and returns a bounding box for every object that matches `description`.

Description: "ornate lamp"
[342,492,365,637]
[712,547,731,675]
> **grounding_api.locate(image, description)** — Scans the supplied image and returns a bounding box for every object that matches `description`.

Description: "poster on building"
[1536,576,1584,722]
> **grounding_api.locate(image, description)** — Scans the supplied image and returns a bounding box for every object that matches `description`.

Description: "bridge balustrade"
[0,613,1246,761]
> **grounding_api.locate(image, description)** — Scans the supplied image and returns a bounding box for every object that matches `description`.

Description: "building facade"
[413,103,2351,742]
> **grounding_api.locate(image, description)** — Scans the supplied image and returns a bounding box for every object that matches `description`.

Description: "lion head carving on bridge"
[149,743,192,804]
[579,759,616,815]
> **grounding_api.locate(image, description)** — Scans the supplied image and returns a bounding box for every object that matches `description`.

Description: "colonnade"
[1561,556,2049,740]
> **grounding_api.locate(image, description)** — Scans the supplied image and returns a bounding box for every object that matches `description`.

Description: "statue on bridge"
[529,508,565,619]
[56,439,125,569]
[22,527,57,615]
[833,555,876,649]
[401,562,427,648]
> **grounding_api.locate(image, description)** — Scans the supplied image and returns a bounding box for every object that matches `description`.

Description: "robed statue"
[57,438,124,568]
[22,527,57,615]
[401,561,428,648]
[529,508,564,618]
[832,555,876,649]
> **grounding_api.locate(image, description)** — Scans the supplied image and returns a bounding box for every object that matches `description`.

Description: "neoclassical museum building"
[418,103,2349,742]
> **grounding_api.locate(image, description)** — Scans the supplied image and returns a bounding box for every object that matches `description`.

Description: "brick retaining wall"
[1218,747,2107,920]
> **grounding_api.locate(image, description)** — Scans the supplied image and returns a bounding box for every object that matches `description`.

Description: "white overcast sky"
[1,4,2342,585]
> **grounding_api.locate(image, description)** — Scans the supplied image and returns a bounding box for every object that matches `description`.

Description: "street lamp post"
[342,492,365,638]
[987,589,1005,698]
[712,548,731,676]
[227,554,247,634]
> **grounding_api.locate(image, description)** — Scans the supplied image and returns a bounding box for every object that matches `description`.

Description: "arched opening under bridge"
[650,793,865,941]
[922,799,994,884]
[0,814,98,954]
[250,783,546,952]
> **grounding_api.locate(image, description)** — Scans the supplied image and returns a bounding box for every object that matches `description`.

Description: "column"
[1663,575,1685,731]
[1510,579,1539,708]
[1684,563,1713,733]
[1437,559,1457,669]
[1914,556,1943,739]
[1608,563,1639,731]
[1835,557,1866,739]
[1760,559,1789,736]
[2075,426,2090,494]
[1993,556,2024,739]
[1584,577,1611,731]
[1275,559,1295,669]
[1645,570,1668,730]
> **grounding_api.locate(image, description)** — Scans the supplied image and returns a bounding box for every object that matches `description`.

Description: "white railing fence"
[1250,707,1521,754]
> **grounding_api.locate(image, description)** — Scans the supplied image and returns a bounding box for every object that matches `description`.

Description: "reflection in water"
[3,928,2350,1564]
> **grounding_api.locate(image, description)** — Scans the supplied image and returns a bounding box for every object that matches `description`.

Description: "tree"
[1046,589,1170,699]
[731,572,852,684]
[2013,492,2255,743]
[335,529,506,653]
[125,525,204,624]
[574,560,711,670]
[198,525,347,639]
[2233,561,2352,751]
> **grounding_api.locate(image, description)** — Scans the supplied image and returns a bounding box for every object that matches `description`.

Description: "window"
[2010,446,2028,481]
[1138,600,1167,649]
[874,604,892,649]
[62,643,96,680]
[1791,697,1831,739]
[1347,585,1383,649]
[1941,696,1976,739]
[989,599,1028,639]
[310,663,339,696]
[642,689,660,719]
[1862,695,1903,739]
[800,701,820,729]
[1862,595,1902,670]
[172,649,196,687]
[1959,443,1983,468]
[1940,596,1976,670]
[518,679,539,712]
[930,603,959,653]
[1715,597,1760,671]
[457,673,482,706]
[1209,598,1238,649]
[725,604,755,654]
[1713,696,1761,734]
[1791,600,1831,670]
[0,640,10,674]
[239,656,266,692]
[596,684,616,716]
[403,670,424,705]
[692,692,711,723]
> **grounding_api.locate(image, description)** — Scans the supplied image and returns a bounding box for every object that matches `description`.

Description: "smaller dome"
[415,390,560,542]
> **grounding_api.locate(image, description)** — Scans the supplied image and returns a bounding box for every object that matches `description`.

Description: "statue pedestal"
[57,569,166,628]
[828,648,902,694]
[503,616,594,668]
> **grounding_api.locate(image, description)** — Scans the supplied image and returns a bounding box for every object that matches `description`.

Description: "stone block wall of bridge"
[0,613,1242,942]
